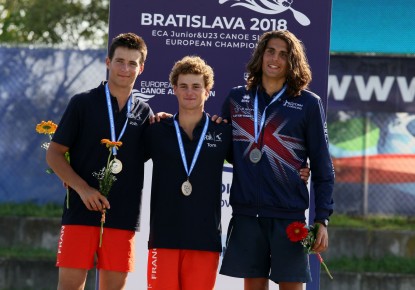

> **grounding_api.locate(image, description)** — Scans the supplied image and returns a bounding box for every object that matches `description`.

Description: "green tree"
[0,0,109,48]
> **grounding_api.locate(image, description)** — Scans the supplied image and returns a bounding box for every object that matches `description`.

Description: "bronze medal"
[181,180,192,196]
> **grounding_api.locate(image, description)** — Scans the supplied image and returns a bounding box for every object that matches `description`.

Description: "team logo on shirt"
[206,131,222,142]
[232,99,253,117]
[283,100,303,110]
[205,131,222,148]
[127,93,146,126]
[241,94,251,103]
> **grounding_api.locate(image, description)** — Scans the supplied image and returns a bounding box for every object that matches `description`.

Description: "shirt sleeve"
[220,89,233,121]
[143,123,152,162]
[306,96,335,220]
[52,95,81,149]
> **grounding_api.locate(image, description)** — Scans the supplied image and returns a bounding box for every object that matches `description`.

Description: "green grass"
[0,247,55,259]
[0,202,62,217]
[330,214,415,231]
[1,203,414,231]
[0,204,414,274]
[328,256,415,274]
[326,215,415,274]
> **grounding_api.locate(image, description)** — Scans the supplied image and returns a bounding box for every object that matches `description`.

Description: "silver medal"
[110,158,123,174]
[249,148,262,163]
[181,180,192,196]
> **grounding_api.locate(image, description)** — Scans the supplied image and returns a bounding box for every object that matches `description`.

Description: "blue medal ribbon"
[173,113,209,180]
[253,84,287,144]
[105,83,132,156]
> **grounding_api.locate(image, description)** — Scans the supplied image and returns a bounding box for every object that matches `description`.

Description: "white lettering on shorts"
[147,248,158,288]
[152,248,158,278]
[57,226,65,254]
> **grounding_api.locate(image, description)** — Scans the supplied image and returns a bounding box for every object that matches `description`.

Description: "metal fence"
[1,47,414,216]
[328,111,415,216]
[0,46,106,204]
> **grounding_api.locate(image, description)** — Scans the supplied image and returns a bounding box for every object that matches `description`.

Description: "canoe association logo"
[132,89,154,103]
[219,0,310,26]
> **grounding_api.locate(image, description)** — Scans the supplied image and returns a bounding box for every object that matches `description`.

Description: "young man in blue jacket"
[219,30,335,290]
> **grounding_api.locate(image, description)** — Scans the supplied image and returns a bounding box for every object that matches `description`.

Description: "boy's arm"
[46,141,110,212]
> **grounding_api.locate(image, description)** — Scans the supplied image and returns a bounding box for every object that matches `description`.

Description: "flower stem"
[106,149,112,171]
[99,209,106,247]
[317,253,334,279]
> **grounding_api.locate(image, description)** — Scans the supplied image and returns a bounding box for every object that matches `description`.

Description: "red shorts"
[56,225,135,272]
[147,248,219,290]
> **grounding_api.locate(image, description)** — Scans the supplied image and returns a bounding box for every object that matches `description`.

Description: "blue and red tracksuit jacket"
[221,85,335,221]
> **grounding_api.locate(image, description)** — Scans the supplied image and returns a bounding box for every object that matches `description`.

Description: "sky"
[330,0,415,54]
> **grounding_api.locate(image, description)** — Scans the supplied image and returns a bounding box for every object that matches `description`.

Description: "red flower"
[286,221,334,280]
[286,221,308,242]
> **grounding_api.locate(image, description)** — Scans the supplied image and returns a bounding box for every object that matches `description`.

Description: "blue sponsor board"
[108,0,332,289]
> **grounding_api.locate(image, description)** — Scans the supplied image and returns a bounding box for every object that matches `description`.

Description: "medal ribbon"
[253,84,287,143]
[105,83,132,156]
[173,113,209,180]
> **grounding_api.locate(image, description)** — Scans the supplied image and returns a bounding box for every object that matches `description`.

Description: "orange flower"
[95,138,123,247]
[36,120,58,134]
[286,221,308,242]
[101,139,123,150]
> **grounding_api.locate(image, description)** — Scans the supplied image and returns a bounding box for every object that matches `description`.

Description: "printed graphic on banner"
[140,14,284,49]
[140,1,310,49]
[219,0,310,26]
[328,111,415,215]
[328,56,415,113]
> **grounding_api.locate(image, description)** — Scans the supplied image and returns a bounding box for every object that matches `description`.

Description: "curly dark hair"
[108,33,148,65]
[246,30,312,97]
[169,56,214,91]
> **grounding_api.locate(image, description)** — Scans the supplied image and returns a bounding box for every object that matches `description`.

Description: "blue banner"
[328,55,415,112]
[109,1,332,289]
[109,0,332,112]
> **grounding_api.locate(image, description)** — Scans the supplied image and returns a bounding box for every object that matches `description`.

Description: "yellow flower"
[101,139,123,150]
[36,120,58,135]
[36,119,70,208]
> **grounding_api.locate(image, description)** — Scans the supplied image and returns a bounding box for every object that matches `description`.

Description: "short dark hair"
[108,33,148,65]
[246,30,312,96]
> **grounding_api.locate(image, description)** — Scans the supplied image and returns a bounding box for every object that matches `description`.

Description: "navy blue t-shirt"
[144,113,232,252]
[53,82,153,231]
